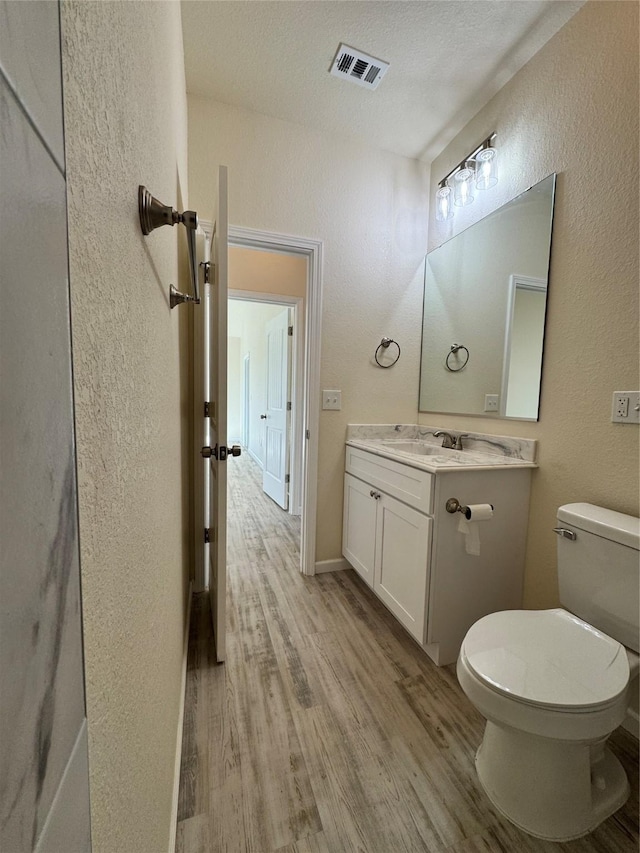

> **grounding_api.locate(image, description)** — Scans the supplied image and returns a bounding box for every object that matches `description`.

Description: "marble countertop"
[346,424,537,473]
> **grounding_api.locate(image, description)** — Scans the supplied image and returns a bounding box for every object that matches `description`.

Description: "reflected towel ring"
[375,337,401,368]
[446,343,469,372]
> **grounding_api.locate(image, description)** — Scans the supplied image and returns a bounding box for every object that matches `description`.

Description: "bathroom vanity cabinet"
[342,440,534,665]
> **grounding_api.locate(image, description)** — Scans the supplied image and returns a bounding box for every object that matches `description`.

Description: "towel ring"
[375,337,401,368]
[445,343,469,372]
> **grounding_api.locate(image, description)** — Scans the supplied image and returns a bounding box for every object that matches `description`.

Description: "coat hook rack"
[138,186,200,309]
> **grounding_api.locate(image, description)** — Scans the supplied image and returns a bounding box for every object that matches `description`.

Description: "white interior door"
[207,165,229,663]
[262,308,291,509]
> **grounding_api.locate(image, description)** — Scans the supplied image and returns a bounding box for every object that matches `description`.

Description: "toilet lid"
[462,608,629,709]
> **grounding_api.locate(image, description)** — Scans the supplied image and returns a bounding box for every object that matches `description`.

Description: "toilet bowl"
[457,504,640,841]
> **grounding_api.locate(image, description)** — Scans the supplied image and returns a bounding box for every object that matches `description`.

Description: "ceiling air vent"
[330,43,389,91]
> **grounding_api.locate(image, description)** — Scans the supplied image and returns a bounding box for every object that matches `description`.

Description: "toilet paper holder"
[445,497,469,517]
[445,497,494,519]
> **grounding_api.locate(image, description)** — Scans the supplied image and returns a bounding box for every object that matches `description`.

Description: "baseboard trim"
[169,580,192,853]
[314,557,350,574]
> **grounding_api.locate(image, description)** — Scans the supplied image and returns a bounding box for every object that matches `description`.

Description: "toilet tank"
[557,503,640,652]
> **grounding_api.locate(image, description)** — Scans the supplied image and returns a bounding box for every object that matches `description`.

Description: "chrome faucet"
[433,430,456,448]
[434,430,469,450]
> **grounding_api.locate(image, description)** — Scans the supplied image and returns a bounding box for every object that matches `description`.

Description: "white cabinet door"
[342,473,378,588]
[375,493,431,643]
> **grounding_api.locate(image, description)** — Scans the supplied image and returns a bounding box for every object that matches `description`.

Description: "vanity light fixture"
[435,133,498,222]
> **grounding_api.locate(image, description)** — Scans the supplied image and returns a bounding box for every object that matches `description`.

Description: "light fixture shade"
[454,160,476,207]
[435,183,454,221]
[475,146,498,190]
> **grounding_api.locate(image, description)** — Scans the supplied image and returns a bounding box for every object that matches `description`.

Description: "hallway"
[176,455,638,853]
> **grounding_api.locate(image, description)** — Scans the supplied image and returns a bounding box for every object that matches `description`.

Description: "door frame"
[500,273,547,418]
[242,353,250,449]
[229,291,303,516]
[194,224,323,583]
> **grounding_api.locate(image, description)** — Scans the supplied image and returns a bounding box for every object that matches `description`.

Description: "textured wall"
[422,1,639,610]
[61,2,190,851]
[189,97,428,561]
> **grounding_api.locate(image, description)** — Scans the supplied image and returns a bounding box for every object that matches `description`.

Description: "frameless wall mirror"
[419,173,556,420]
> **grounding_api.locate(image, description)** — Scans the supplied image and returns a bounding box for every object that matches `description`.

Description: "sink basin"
[348,431,537,470]
[377,440,446,456]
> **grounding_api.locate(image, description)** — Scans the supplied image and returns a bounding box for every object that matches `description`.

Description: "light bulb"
[435,183,454,221]
[475,147,498,190]
[453,160,476,207]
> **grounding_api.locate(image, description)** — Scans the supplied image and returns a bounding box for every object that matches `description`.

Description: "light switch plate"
[612,391,640,423]
[322,390,342,410]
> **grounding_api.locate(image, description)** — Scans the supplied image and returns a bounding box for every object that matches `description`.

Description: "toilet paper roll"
[463,503,494,521]
[457,505,494,556]
[458,517,481,555]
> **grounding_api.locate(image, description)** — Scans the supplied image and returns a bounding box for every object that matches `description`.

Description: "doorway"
[193,221,323,592]
[193,224,323,590]
[228,230,322,581]
[500,274,547,419]
[228,292,304,515]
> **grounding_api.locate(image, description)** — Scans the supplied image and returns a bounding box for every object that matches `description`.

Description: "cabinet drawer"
[345,446,434,514]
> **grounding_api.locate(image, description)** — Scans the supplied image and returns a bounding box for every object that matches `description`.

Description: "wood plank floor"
[176,453,639,853]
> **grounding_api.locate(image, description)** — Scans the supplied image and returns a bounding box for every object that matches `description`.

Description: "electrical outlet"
[612,391,640,423]
[322,390,342,411]
[484,394,499,412]
[615,395,629,418]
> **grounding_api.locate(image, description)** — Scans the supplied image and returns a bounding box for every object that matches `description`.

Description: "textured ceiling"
[182,1,583,163]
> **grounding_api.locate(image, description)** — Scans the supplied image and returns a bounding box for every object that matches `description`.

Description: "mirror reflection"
[419,173,556,420]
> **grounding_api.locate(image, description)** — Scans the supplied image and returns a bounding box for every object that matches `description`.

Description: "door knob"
[201,445,242,461]
[260,414,267,419]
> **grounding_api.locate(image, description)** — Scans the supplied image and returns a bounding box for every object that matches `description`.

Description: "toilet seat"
[461,608,630,712]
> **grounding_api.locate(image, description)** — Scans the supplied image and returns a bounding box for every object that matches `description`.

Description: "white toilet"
[457,503,640,841]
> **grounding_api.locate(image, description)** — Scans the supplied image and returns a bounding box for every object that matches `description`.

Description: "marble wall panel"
[0,0,65,168]
[0,5,90,849]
